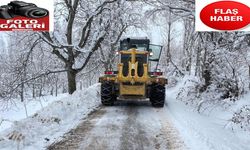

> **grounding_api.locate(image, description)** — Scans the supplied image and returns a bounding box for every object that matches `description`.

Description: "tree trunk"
[166,10,171,65]
[166,22,171,64]
[21,82,24,102]
[50,87,54,96]
[249,65,250,90]
[55,77,58,97]
[32,83,35,98]
[67,70,77,94]
[195,46,201,77]
[39,84,43,97]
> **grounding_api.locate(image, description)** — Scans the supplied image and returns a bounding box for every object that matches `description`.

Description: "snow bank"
[0,84,101,150]
[0,94,68,133]
[166,83,250,150]
[167,75,250,146]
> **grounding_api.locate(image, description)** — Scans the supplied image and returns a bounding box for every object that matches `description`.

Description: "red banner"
[0,16,49,31]
[196,0,250,31]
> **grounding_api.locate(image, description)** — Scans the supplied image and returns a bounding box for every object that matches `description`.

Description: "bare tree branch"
[76,35,105,72]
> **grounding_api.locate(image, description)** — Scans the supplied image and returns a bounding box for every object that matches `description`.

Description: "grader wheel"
[101,82,115,106]
[150,84,165,107]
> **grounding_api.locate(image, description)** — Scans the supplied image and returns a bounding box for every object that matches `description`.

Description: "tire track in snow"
[78,106,127,150]
[160,113,187,150]
[120,105,150,150]
[47,109,106,150]
[47,100,186,150]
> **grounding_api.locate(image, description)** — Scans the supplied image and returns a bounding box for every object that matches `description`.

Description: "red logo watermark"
[0,0,53,32]
[0,16,49,31]
[196,0,250,31]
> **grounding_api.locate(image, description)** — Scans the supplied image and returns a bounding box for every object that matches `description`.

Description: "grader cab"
[99,38,167,107]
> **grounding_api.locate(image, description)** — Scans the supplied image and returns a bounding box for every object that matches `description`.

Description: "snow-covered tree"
[40,0,143,94]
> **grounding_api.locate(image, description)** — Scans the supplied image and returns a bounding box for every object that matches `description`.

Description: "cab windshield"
[120,39,150,51]
[149,44,162,62]
[119,38,163,71]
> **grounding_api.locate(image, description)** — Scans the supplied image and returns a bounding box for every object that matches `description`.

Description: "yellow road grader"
[99,38,167,107]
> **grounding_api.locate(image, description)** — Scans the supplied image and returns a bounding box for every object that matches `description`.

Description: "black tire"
[101,82,115,106]
[150,84,165,107]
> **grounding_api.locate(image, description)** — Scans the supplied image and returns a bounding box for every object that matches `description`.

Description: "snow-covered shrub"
[176,76,233,113]
[166,76,179,88]
[230,105,250,131]
[176,76,201,106]
[210,47,248,101]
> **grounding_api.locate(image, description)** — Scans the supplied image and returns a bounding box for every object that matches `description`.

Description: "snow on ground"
[48,100,186,150]
[1,79,250,150]
[165,79,250,150]
[0,84,101,150]
[0,94,68,133]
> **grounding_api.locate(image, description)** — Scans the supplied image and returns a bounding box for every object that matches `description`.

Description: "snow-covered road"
[2,84,250,150]
[47,100,186,150]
